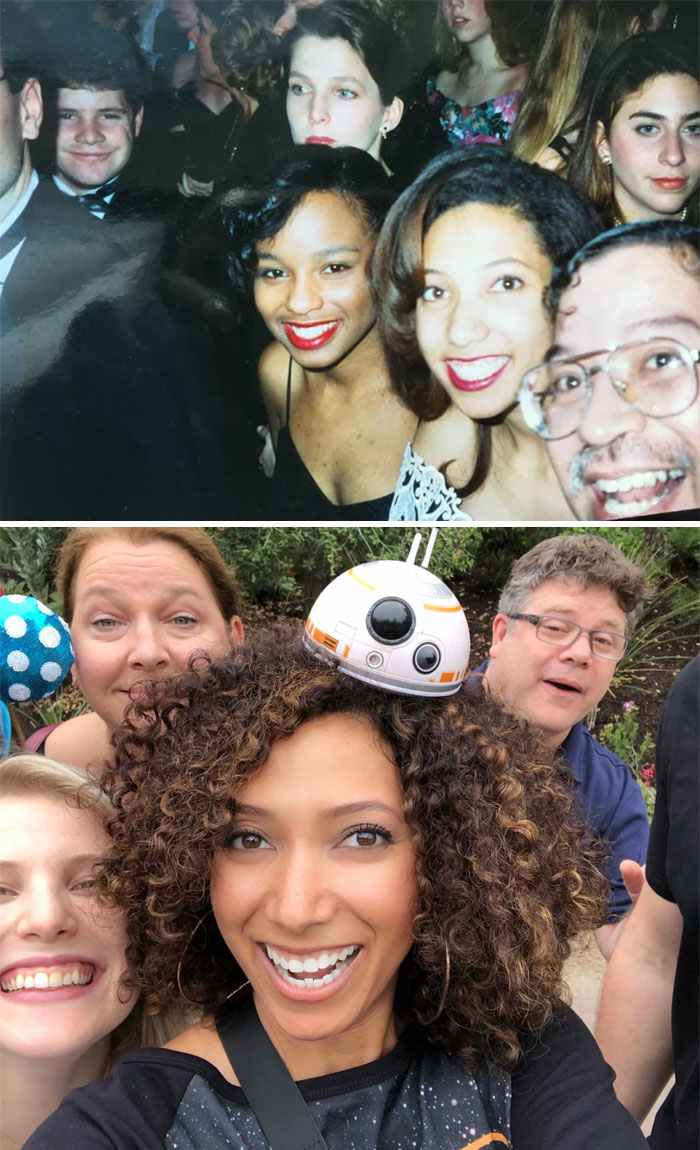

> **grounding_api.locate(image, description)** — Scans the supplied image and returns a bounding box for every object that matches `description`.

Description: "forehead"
[74,537,208,592]
[257,191,371,255]
[57,87,131,113]
[522,577,626,625]
[424,203,549,272]
[617,72,700,113]
[556,244,700,352]
[0,792,106,848]
[290,34,377,92]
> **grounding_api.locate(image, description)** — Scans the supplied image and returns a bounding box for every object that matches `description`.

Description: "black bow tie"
[78,186,114,216]
[0,215,27,260]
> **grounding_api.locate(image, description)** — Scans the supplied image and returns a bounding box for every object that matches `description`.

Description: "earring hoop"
[176,911,251,1008]
[380,122,389,140]
[423,941,451,1025]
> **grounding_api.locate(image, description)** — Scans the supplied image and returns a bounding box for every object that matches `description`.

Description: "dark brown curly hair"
[99,625,606,1069]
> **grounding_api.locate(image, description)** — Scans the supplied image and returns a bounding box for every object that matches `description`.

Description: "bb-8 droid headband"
[302,530,470,697]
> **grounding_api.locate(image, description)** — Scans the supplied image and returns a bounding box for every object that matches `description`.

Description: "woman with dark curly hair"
[223,145,415,519]
[25,623,647,1149]
[374,146,601,521]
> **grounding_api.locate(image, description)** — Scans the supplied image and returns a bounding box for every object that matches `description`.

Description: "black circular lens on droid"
[413,643,441,673]
[367,598,415,645]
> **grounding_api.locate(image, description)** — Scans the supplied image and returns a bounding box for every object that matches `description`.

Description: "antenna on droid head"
[302,529,469,698]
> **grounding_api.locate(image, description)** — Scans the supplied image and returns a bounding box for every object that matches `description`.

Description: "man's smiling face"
[485,577,627,749]
[547,242,700,520]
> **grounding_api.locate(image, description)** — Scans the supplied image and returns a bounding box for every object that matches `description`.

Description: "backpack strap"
[216,997,329,1150]
[24,724,60,753]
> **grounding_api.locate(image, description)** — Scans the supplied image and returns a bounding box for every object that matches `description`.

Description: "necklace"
[613,205,688,227]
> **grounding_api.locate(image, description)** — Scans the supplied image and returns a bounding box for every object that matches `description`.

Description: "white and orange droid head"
[302,531,470,697]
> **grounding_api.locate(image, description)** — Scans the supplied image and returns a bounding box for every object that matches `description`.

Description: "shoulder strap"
[284,355,293,429]
[216,997,329,1150]
[24,724,59,753]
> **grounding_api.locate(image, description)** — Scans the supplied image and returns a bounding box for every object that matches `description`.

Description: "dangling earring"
[175,911,250,1008]
[380,122,389,140]
[423,941,451,1025]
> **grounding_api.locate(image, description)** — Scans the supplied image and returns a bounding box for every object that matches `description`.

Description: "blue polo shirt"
[474,662,649,921]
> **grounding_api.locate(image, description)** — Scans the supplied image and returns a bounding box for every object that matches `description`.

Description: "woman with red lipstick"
[0,754,137,1149]
[224,146,415,519]
[375,146,603,521]
[24,628,648,1149]
[567,34,699,228]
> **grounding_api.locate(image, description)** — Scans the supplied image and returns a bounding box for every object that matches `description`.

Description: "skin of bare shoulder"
[257,341,295,444]
[163,1021,240,1085]
[535,146,568,175]
[413,405,479,487]
[43,711,113,771]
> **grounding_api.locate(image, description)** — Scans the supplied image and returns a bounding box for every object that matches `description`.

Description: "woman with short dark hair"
[223,145,415,520]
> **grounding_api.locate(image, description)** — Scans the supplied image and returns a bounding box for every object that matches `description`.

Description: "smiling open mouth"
[283,320,341,350]
[264,944,360,989]
[445,356,509,392]
[1,962,95,993]
[591,468,686,518]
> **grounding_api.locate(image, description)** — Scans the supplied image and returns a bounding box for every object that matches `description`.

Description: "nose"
[446,298,488,347]
[74,116,105,145]
[575,370,647,445]
[265,848,335,934]
[558,630,593,664]
[659,130,685,168]
[127,618,172,672]
[308,90,330,126]
[17,882,78,942]
[285,270,323,315]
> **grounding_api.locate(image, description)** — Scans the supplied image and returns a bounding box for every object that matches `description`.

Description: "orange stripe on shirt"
[457,1133,509,1150]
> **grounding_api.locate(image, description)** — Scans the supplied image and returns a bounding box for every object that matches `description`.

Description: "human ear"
[228,616,244,648]
[134,105,144,137]
[381,96,404,137]
[489,613,509,658]
[595,120,611,166]
[20,77,43,141]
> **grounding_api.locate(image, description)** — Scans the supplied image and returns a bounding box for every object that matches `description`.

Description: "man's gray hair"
[497,534,651,638]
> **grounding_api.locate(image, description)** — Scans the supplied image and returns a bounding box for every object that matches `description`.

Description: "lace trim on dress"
[389,444,473,522]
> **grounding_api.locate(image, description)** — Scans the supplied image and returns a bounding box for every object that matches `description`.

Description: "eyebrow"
[257,246,362,261]
[289,70,366,88]
[0,854,103,869]
[79,582,204,601]
[59,105,129,114]
[629,110,700,122]
[538,606,624,630]
[548,315,700,360]
[233,801,400,819]
[424,257,534,275]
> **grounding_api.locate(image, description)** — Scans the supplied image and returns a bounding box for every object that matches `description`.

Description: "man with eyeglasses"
[519,220,699,521]
[480,534,651,958]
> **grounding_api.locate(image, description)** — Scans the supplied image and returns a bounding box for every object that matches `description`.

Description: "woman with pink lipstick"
[0,753,137,1149]
[24,627,648,1149]
[28,526,243,769]
[567,34,700,228]
[374,146,602,521]
[224,146,415,519]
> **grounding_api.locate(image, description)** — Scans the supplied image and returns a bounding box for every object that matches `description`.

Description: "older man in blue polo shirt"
[479,533,650,959]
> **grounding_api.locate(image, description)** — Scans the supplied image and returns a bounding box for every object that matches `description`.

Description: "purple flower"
[622,701,633,712]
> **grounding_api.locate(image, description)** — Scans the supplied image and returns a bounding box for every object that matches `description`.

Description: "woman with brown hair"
[374,146,601,521]
[28,527,243,769]
[23,615,648,1149]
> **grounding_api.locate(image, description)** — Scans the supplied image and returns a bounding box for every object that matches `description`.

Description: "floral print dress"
[425,75,520,146]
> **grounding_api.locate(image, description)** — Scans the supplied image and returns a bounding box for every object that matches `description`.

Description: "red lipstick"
[283,319,341,350]
[445,357,509,392]
[305,136,336,145]
[651,177,687,190]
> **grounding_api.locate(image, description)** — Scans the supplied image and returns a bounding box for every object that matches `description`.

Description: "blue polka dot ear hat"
[0,594,74,704]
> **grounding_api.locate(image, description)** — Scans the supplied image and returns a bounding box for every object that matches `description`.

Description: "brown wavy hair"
[99,625,606,1069]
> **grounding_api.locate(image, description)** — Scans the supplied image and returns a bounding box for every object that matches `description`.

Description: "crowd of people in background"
[0,0,698,520]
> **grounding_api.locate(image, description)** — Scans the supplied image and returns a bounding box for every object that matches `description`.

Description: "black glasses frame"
[507,613,628,660]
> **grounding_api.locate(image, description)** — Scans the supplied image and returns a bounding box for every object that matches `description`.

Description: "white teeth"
[265,944,360,988]
[594,469,684,495]
[0,965,94,993]
[288,321,337,339]
[16,973,24,989]
[24,974,35,989]
[446,356,508,383]
[63,972,73,986]
[49,971,63,988]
